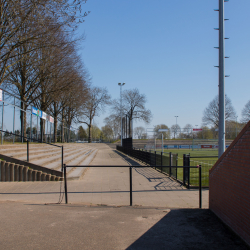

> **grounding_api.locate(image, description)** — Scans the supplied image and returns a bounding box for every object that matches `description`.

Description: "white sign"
[42,111,47,120]
[0,89,2,101]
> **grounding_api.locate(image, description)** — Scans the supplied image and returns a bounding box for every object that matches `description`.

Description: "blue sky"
[77,0,250,130]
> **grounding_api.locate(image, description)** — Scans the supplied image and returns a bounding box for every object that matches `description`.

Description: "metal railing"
[63,164,203,208]
[0,129,64,172]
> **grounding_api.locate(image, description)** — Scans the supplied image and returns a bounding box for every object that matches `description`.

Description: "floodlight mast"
[218,0,226,157]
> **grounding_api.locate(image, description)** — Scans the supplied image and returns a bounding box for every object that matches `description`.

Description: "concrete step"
[67,149,98,180]
[45,149,93,170]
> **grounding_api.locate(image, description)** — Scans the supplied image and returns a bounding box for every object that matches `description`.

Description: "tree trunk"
[54,117,58,143]
[88,124,92,143]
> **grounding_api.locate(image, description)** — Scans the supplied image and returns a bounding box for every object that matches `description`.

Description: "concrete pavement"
[0,143,207,208]
[0,143,248,249]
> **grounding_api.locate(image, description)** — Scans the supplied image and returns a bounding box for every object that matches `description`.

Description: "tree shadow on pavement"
[126,209,249,250]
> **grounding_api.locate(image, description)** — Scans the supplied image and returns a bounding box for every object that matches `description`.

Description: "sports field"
[156,148,218,187]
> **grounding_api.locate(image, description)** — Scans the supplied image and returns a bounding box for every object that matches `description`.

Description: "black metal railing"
[116,146,180,182]
[0,129,64,172]
[63,164,203,208]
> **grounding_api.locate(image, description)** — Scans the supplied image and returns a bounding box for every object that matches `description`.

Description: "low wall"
[209,121,250,246]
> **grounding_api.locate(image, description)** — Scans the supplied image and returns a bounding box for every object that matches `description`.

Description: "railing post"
[27,140,29,162]
[64,164,68,204]
[130,166,132,206]
[155,151,156,169]
[161,152,163,173]
[169,152,172,177]
[199,165,202,209]
[61,146,64,172]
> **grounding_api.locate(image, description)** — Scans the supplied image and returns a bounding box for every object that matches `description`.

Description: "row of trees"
[0,0,93,142]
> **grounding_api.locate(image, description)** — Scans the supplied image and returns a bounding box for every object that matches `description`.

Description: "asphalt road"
[0,201,248,250]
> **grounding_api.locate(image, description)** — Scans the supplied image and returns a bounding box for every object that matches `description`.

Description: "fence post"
[187,154,190,189]
[199,165,202,208]
[61,146,64,172]
[183,154,186,185]
[169,152,172,177]
[1,91,4,145]
[27,140,29,162]
[64,164,68,204]
[161,152,163,173]
[130,166,132,206]
[155,151,156,169]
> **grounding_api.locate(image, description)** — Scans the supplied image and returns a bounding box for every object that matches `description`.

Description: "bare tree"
[0,0,89,85]
[241,100,250,124]
[112,88,152,137]
[202,95,236,128]
[104,114,120,140]
[134,126,145,139]
[153,124,170,139]
[182,124,193,139]
[78,87,111,142]
[171,124,181,139]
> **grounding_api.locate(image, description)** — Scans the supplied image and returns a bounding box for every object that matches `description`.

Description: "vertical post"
[13,97,15,144]
[218,0,225,157]
[64,164,68,204]
[130,166,132,206]
[50,122,52,143]
[27,140,29,162]
[61,146,64,172]
[169,152,172,177]
[22,105,24,143]
[154,151,157,169]
[1,91,4,145]
[199,165,202,209]
[30,113,32,142]
[37,116,38,141]
[161,133,163,153]
[161,151,163,173]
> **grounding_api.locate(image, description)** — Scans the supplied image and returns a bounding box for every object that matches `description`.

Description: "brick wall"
[209,121,250,246]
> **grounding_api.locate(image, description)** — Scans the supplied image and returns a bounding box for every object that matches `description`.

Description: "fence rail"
[63,164,203,208]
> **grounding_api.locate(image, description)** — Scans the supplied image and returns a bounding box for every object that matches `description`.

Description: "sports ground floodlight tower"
[214,0,229,157]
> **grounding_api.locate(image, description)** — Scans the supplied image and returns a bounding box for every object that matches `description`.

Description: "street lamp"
[174,116,178,139]
[118,83,125,146]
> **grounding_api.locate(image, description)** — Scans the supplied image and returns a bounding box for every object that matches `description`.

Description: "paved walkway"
[0,144,208,208]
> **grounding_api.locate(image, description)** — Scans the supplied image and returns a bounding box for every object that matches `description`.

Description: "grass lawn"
[155,148,218,187]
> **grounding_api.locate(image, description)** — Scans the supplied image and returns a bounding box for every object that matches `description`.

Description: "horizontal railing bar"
[189,156,218,158]
[65,165,200,168]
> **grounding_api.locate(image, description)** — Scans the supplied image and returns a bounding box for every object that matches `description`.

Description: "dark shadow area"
[113,149,185,191]
[127,209,249,250]
[114,150,142,166]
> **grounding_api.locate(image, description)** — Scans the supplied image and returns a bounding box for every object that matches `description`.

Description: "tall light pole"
[118,83,125,146]
[215,0,229,157]
[174,116,178,139]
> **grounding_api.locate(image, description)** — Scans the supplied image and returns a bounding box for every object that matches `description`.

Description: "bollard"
[37,171,42,181]
[46,174,51,181]
[19,165,24,181]
[23,167,28,182]
[1,160,6,181]
[51,175,56,181]
[32,170,37,181]
[14,164,19,181]
[9,163,15,181]
[5,162,10,182]
[41,173,46,181]
[28,169,33,181]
